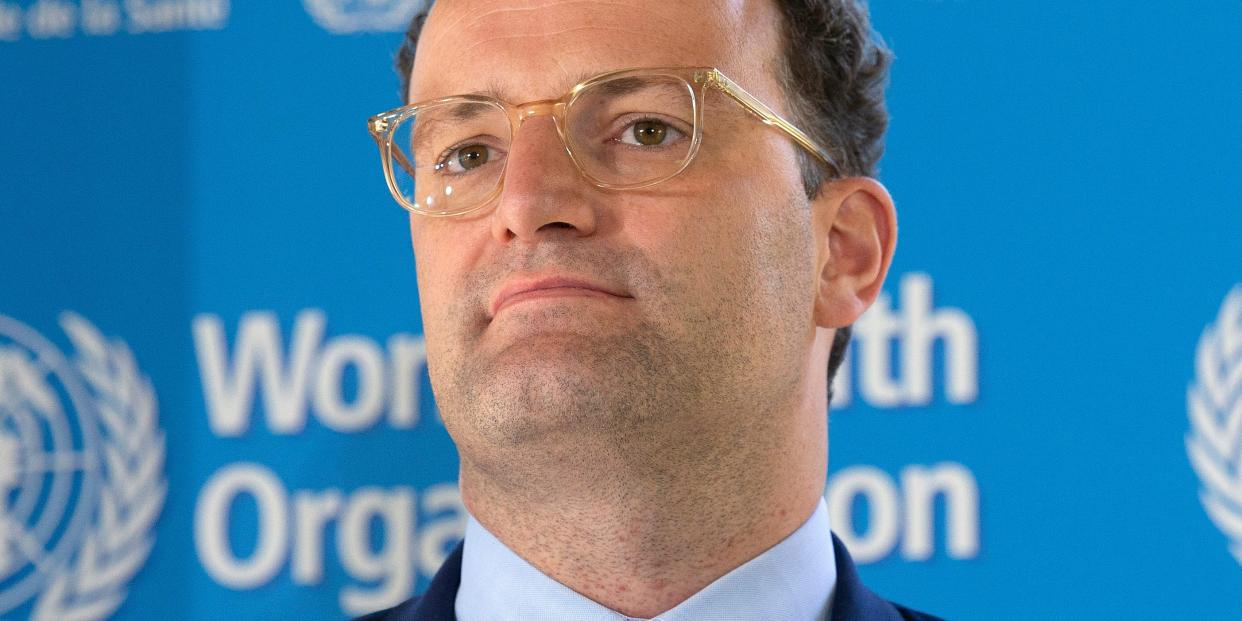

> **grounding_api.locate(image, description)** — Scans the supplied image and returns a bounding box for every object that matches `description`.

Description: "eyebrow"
[464,78,511,101]
[457,70,603,103]
[592,76,648,97]
[408,106,494,155]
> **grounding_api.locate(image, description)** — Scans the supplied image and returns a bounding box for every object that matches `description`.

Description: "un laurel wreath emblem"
[0,313,165,620]
[1187,285,1242,564]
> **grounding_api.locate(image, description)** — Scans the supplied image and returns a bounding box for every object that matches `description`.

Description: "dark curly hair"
[392,1,892,402]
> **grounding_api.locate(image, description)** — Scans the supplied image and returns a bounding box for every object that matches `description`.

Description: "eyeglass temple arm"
[702,69,840,175]
[391,144,417,178]
[370,117,419,179]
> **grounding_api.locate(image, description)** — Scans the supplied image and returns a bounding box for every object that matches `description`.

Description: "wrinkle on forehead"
[411,0,780,103]
[426,0,723,47]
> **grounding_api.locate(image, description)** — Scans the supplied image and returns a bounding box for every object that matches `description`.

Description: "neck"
[458,402,826,619]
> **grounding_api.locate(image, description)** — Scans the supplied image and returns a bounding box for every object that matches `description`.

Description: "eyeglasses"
[367,66,838,217]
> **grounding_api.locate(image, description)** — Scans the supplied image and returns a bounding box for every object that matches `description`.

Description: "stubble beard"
[454,308,706,446]
[435,254,722,462]
[425,234,764,488]
[428,196,815,491]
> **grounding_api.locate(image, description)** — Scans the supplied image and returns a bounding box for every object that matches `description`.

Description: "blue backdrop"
[2,1,1240,619]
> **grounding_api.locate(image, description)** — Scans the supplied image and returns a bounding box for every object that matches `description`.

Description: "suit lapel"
[828,533,906,621]
[402,541,464,621]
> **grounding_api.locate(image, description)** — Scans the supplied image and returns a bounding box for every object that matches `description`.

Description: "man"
[360,0,940,619]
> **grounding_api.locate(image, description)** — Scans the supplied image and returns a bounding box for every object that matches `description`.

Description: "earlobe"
[811,177,897,328]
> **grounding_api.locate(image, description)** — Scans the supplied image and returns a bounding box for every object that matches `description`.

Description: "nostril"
[538,221,576,232]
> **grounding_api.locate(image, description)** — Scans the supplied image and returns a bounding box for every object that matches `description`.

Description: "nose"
[490,116,599,243]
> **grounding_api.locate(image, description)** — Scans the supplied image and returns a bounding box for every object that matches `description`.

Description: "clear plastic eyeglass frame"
[367,66,839,217]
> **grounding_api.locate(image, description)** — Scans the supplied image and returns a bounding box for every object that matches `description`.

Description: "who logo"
[0,313,165,620]
[303,0,425,34]
[1186,285,1242,563]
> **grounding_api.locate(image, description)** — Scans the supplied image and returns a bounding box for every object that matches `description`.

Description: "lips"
[489,274,631,318]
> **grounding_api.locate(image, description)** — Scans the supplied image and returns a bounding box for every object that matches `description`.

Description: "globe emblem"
[0,316,102,615]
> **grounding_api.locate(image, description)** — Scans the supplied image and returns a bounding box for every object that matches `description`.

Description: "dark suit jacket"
[356,533,943,621]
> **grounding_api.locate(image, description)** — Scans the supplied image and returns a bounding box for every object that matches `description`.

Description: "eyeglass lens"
[386,74,697,214]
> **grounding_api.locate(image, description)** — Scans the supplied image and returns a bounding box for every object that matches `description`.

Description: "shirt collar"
[455,498,837,621]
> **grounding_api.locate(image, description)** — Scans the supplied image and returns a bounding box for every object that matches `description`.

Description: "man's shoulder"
[351,597,421,621]
[893,602,946,621]
[351,540,464,621]
[829,533,946,621]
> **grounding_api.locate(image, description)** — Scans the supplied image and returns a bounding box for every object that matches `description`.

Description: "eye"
[618,119,684,147]
[437,143,493,174]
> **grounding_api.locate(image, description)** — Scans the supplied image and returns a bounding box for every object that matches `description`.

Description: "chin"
[443,337,667,447]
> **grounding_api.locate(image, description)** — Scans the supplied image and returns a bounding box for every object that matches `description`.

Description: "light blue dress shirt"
[455,498,837,621]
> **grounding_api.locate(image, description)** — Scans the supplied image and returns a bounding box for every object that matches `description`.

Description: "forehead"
[409,0,784,103]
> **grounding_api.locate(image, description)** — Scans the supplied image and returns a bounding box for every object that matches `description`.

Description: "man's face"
[408,0,824,457]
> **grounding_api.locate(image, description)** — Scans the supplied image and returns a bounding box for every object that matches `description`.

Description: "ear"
[811,177,897,328]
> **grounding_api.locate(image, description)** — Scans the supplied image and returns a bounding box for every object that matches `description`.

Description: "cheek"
[412,213,490,277]
[410,227,442,310]
[410,225,476,397]
[620,169,813,317]
[709,140,816,288]
[692,176,815,319]
[410,222,479,329]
